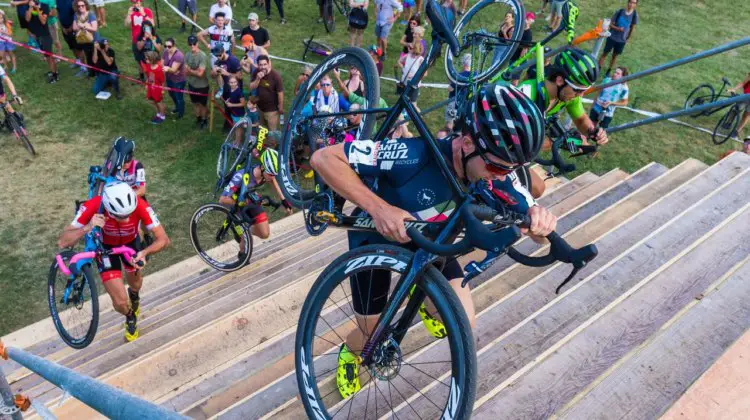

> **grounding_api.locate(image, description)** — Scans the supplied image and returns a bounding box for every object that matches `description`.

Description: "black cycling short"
[243,202,268,224]
[350,243,464,315]
[99,238,143,282]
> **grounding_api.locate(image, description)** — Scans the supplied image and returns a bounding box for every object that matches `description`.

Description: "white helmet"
[102,181,138,217]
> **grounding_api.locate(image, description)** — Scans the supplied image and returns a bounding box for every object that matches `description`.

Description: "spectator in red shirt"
[141,50,165,124]
[124,0,153,81]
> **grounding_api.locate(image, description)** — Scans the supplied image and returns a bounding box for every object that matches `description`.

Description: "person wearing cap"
[178,0,197,33]
[239,33,266,79]
[92,37,122,99]
[241,12,269,49]
[367,44,383,76]
[509,12,534,86]
[210,44,241,100]
[184,34,210,129]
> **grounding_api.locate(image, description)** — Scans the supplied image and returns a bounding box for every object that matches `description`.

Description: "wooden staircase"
[3,153,750,419]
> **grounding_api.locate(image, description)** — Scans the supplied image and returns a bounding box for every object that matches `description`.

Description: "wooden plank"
[538,171,599,205]
[549,168,628,216]
[471,206,750,419]
[210,160,710,419]
[559,258,750,420]
[660,326,750,420]
[403,173,750,418]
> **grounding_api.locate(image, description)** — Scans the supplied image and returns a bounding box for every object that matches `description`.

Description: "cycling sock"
[128,288,140,302]
[125,308,135,321]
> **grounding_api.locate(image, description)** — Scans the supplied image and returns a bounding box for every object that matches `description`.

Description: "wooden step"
[216,163,697,418]
[558,257,750,419]
[469,194,750,416]
[537,171,598,204]
[660,317,750,420]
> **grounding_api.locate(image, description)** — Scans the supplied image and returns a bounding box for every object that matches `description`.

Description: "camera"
[98,40,107,48]
[133,6,140,12]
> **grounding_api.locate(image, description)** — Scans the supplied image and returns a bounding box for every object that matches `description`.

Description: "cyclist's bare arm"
[57,215,104,248]
[3,76,19,98]
[140,225,169,258]
[218,195,235,206]
[269,178,293,214]
[311,143,413,243]
[573,114,608,144]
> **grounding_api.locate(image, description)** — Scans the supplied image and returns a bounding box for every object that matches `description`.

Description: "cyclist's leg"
[347,268,391,352]
[423,259,476,329]
[101,266,130,316]
[245,203,270,239]
[737,107,750,139]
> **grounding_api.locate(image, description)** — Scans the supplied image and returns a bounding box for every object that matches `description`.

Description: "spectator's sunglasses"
[320,82,332,87]
[165,43,174,48]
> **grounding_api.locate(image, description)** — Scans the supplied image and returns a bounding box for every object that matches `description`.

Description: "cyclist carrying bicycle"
[0,63,24,126]
[310,82,557,398]
[219,148,293,245]
[57,181,170,342]
[111,137,147,197]
[516,47,609,197]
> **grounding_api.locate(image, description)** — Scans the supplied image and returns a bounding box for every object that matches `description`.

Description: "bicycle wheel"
[323,0,335,33]
[278,47,380,208]
[684,84,714,117]
[48,251,99,349]
[295,245,476,419]
[446,0,525,86]
[712,105,741,145]
[189,203,253,272]
[8,114,35,156]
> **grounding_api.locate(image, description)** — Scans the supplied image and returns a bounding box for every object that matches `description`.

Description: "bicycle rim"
[684,84,714,111]
[48,252,99,349]
[278,47,380,208]
[295,245,476,419]
[190,204,253,272]
[446,0,525,86]
[712,107,740,145]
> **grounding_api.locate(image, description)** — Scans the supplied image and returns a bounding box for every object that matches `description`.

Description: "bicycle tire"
[446,0,525,86]
[48,251,100,349]
[8,114,35,156]
[323,0,335,33]
[295,245,476,419]
[189,203,253,272]
[684,84,715,117]
[712,105,740,145]
[305,39,334,55]
[278,47,380,208]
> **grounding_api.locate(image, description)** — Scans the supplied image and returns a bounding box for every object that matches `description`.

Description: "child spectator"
[0,11,17,74]
[223,75,246,145]
[398,39,423,102]
[348,0,368,47]
[141,50,166,124]
[367,44,383,76]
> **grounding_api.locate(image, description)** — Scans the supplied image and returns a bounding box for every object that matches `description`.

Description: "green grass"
[0,0,748,336]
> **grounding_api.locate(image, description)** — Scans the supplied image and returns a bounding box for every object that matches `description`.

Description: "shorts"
[179,0,197,15]
[36,35,53,54]
[403,0,415,7]
[242,202,268,224]
[550,0,566,16]
[350,249,464,315]
[0,40,15,52]
[603,38,626,56]
[99,239,143,282]
[63,26,79,51]
[231,114,244,124]
[375,22,394,40]
[17,10,28,30]
[49,22,60,46]
[189,84,209,105]
[132,42,144,63]
[91,0,104,7]
[147,86,163,103]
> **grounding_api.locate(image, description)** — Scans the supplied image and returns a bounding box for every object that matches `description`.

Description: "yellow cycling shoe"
[124,316,139,342]
[337,343,361,399]
[304,169,315,179]
[410,285,447,339]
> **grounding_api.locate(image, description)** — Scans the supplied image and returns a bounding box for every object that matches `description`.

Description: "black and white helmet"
[102,181,138,217]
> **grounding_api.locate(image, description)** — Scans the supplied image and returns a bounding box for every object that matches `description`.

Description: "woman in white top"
[398,40,424,103]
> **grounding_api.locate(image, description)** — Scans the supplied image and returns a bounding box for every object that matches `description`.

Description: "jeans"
[265,0,285,18]
[166,80,186,117]
[93,71,120,95]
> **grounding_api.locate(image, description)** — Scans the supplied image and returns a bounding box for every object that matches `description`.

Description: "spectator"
[26,0,58,83]
[223,75,246,145]
[457,0,467,16]
[367,44,383,76]
[412,25,426,57]
[400,0,412,25]
[141,49,165,124]
[92,38,121,99]
[599,0,638,77]
[210,44,241,99]
[509,12,534,86]
[91,0,104,27]
[239,34,267,80]
[136,20,162,78]
[57,0,81,61]
[178,0,197,33]
[209,0,232,26]
[498,11,514,39]
[197,11,233,67]
[246,96,260,131]
[399,15,419,59]
[162,37,186,119]
[589,66,629,129]
[374,0,402,57]
[313,74,349,113]
[264,0,285,24]
[728,72,750,141]
[125,0,153,81]
[0,11,18,74]
[73,0,98,77]
[10,0,32,45]
[539,0,548,15]
[184,34,210,129]
[343,65,364,98]
[548,0,565,32]
[398,40,423,102]
[294,64,313,96]
[348,0,367,47]
[39,0,62,58]
[334,67,387,109]
[248,55,283,130]
[241,12,269,49]
[445,53,471,131]
[440,0,456,28]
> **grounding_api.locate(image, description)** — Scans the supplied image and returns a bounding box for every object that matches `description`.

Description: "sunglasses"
[477,150,518,175]
[564,79,589,93]
[321,83,332,87]
[165,44,174,48]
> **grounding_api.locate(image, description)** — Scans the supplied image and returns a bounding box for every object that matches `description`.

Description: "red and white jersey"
[71,196,160,246]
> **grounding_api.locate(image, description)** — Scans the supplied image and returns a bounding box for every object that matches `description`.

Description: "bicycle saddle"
[425,0,459,57]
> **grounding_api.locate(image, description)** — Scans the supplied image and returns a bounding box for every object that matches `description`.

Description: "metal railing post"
[591,18,611,58]
[0,369,22,420]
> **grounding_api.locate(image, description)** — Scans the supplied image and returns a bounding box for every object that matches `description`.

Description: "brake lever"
[555,266,581,294]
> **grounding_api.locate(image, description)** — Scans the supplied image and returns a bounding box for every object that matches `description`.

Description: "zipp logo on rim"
[309,55,347,86]
[441,377,461,420]
[344,255,408,275]
[299,348,327,420]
